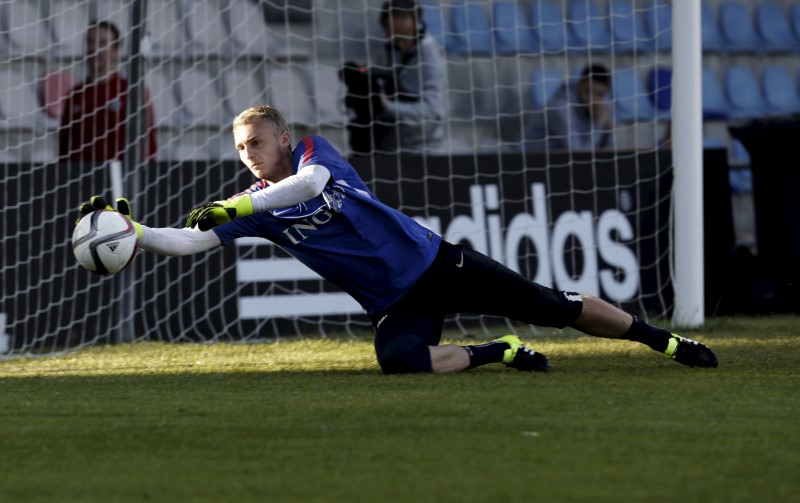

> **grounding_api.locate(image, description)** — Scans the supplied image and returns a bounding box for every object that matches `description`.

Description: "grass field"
[1,315,799,502]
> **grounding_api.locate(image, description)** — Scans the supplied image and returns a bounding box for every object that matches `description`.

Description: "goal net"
[1,0,701,356]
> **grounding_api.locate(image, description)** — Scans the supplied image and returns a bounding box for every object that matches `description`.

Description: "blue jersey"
[213,136,442,314]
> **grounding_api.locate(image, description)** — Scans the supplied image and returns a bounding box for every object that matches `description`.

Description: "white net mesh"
[1,0,790,356]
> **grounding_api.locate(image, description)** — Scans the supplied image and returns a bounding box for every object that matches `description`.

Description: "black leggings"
[370,241,584,374]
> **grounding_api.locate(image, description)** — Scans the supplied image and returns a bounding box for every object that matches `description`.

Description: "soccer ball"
[72,210,139,275]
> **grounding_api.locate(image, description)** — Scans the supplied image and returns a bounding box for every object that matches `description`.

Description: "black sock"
[621,316,672,353]
[464,341,508,369]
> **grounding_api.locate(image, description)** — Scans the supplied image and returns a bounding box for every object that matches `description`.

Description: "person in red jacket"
[59,20,157,162]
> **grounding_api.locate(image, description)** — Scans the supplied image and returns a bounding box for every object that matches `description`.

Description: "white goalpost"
[1,0,748,357]
[671,0,704,328]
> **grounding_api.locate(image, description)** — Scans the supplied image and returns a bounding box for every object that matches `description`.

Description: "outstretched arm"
[186,165,332,230]
[249,164,331,212]
[77,195,223,257]
[139,226,221,256]
[140,165,332,254]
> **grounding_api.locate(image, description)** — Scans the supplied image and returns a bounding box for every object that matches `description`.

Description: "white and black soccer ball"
[72,210,139,275]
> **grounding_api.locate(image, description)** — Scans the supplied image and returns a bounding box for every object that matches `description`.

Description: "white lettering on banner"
[552,210,598,294]
[485,184,503,262]
[597,209,639,301]
[442,183,638,300]
[234,246,363,317]
[238,293,362,318]
[444,183,639,302]
[235,182,640,319]
[505,183,552,287]
[445,185,488,254]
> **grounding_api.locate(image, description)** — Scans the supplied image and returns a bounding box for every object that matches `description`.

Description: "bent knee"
[376,337,432,374]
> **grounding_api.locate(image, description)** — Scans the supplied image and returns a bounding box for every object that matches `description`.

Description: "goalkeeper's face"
[234,120,293,183]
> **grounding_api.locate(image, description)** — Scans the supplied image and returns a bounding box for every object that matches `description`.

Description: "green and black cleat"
[493,335,551,372]
[666,334,718,368]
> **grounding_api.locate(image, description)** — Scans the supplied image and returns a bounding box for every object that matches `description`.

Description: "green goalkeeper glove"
[184,195,254,231]
[77,195,143,239]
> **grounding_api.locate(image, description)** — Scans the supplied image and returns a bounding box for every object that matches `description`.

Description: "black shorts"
[370,240,584,348]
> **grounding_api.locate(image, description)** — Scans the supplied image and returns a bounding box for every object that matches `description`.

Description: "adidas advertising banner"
[0,150,732,349]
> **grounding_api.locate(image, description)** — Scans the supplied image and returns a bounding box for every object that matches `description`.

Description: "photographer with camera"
[341,0,445,155]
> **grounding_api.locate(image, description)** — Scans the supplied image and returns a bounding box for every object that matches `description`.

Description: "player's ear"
[279,130,291,148]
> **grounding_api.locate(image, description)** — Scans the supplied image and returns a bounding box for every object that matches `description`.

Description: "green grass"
[1,316,799,503]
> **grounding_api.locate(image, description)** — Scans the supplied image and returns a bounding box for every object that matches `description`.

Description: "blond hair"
[232,106,289,135]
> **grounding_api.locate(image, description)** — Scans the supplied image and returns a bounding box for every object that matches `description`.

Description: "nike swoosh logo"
[456,252,464,268]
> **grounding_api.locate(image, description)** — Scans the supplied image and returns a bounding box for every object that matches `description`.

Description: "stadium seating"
[2,0,800,162]
[729,139,752,167]
[177,68,226,128]
[30,140,56,163]
[420,3,447,48]
[1,1,51,59]
[95,0,130,35]
[608,0,652,53]
[702,68,730,121]
[613,67,655,123]
[494,60,529,140]
[724,65,767,120]
[727,140,753,195]
[447,3,492,56]
[642,1,672,52]
[797,68,800,102]
[38,70,74,121]
[266,64,316,128]
[493,1,538,55]
[469,59,500,121]
[144,68,181,130]
[703,136,726,150]
[145,2,187,58]
[185,0,228,58]
[445,57,501,135]
[222,68,268,120]
[701,2,724,53]
[445,58,504,151]
[0,68,43,131]
[312,64,348,128]
[760,65,800,116]
[445,61,475,122]
[755,4,796,54]
[566,0,611,53]
[719,1,761,53]
[646,66,672,121]
[529,68,563,110]
[311,1,369,62]
[49,0,90,59]
[0,149,20,163]
[791,4,800,47]
[530,1,567,54]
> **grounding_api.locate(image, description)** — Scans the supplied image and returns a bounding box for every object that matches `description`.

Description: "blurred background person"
[59,20,157,162]
[525,64,614,151]
[341,0,445,155]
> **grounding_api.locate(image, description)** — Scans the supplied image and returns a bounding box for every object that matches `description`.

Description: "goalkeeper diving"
[78,105,718,374]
